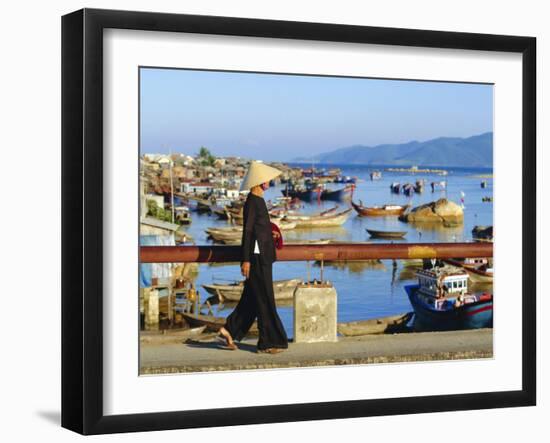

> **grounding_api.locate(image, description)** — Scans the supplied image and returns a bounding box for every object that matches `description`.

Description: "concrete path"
[140,328,493,374]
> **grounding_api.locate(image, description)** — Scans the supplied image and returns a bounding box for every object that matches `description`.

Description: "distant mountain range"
[292,132,493,168]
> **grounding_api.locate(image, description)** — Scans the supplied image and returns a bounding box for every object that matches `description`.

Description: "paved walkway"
[140,328,493,374]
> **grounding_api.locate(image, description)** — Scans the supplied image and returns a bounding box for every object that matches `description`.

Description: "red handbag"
[270,222,284,249]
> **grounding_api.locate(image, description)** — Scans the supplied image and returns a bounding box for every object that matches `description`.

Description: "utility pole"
[169,148,175,224]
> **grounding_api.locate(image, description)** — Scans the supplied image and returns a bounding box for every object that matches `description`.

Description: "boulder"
[399,198,464,224]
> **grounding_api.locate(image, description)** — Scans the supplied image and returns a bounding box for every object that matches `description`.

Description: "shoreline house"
[180,181,214,195]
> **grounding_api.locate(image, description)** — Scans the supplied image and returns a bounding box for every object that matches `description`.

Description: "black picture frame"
[61,8,536,435]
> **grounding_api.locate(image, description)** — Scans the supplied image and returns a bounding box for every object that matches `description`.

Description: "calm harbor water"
[180,164,493,338]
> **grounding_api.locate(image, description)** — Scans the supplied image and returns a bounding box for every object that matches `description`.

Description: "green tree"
[198,146,216,166]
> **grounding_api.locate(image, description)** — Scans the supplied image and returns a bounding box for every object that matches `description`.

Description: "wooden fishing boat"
[281,186,316,201]
[370,171,382,180]
[175,206,192,224]
[283,184,353,202]
[212,206,229,219]
[140,326,207,345]
[390,182,401,194]
[472,225,493,242]
[282,205,338,222]
[322,185,355,201]
[405,265,493,331]
[286,238,333,245]
[202,278,301,303]
[366,228,407,239]
[207,221,297,242]
[337,312,413,336]
[196,199,213,213]
[463,266,494,283]
[284,208,352,228]
[351,201,409,216]
[182,312,258,335]
[444,258,494,283]
[402,183,415,197]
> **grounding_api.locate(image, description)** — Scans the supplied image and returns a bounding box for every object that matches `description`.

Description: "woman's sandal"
[218,328,237,351]
[257,348,284,354]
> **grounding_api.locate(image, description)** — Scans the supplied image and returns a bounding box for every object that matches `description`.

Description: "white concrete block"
[293,283,338,343]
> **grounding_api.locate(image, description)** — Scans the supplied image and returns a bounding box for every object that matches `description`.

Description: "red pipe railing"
[140,242,493,263]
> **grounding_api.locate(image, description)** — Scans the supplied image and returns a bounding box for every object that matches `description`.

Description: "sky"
[140,68,493,161]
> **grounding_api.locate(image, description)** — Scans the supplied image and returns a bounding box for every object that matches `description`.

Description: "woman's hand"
[241,261,251,279]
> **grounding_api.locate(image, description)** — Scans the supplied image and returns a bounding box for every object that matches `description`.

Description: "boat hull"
[203,278,301,302]
[351,201,408,216]
[287,209,352,228]
[405,284,493,331]
[283,186,353,202]
[182,313,258,335]
[337,312,413,336]
[366,229,407,239]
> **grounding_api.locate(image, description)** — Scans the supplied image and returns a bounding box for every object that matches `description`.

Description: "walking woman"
[218,162,289,354]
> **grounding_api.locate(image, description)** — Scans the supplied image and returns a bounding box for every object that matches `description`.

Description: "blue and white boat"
[405,264,493,331]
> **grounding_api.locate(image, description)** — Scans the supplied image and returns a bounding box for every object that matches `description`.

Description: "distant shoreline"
[286,162,494,173]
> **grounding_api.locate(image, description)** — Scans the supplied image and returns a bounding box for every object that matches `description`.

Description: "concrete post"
[144,288,159,331]
[293,282,337,343]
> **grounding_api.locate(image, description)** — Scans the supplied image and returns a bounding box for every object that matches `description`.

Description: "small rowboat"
[366,228,407,239]
[351,201,409,217]
[337,312,413,336]
[182,313,258,335]
[202,278,301,303]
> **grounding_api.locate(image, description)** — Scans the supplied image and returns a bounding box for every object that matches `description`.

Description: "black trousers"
[224,255,288,350]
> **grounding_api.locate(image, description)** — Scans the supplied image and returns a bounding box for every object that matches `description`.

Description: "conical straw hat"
[240,161,282,191]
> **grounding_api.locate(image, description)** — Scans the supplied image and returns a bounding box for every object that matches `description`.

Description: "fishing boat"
[196,199,213,213]
[370,171,382,180]
[283,208,352,228]
[174,206,192,224]
[206,221,297,243]
[444,258,494,283]
[430,181,447,192]
[322,185,355,201]
[212,206,229,219]
[472,225,493,242]
[334,175,357,184]
[337,312,413,336]
[351,201,409,216]
[366,228,407,239]
[282,183,354,202]
[390,182,401,194]
[206,226,242,243]
[182,312,258,335]
[402,183,415,197]
[286,238,333,245]
[281,187,314,201]
[202,278,301,303]
[463,265,494,283]
[404,265,493,331]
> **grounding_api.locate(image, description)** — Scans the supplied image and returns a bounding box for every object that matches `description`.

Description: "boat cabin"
[416,266,469,305]
[463,257,489,267]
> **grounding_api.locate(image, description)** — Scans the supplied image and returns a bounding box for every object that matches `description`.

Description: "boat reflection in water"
[314,259,386,275]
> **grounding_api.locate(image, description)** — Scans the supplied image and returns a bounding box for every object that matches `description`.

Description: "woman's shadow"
[185,337,258,353]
